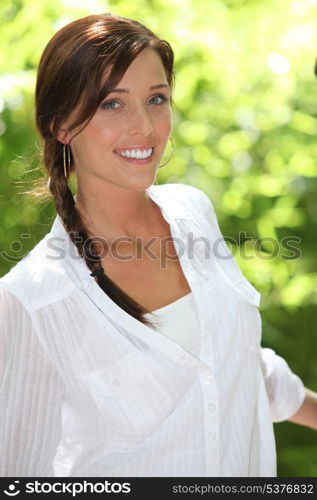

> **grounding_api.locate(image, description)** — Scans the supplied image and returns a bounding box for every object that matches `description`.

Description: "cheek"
[91,119,122,146]
[158,110,173,137]
[73,124,117,154]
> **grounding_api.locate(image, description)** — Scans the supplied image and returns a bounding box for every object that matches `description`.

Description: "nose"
[127,104,154,136]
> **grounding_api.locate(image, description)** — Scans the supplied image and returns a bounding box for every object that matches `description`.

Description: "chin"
[124,173,157,191]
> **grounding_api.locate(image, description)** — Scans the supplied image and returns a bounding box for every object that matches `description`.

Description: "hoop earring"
[63,143,71,178]
[159,137,174,168]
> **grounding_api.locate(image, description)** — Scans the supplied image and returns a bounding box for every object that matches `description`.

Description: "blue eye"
[101,100,120,110]
[149,94,167,105]
[100,94,169,110]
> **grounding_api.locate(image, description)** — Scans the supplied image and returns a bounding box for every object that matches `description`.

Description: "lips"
[114,144,154,153]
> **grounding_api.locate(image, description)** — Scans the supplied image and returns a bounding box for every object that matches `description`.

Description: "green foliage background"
[1,0,316,476]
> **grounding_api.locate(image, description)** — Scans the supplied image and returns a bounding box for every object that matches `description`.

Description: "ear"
[49,118,71,144]
[56,127,71,144]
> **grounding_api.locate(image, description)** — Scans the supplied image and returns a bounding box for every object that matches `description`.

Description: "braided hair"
[35,13,174,327]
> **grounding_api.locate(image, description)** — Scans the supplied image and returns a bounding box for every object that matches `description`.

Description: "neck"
[75,182,156,241]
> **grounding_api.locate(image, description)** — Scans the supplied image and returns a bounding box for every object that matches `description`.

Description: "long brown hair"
[35,13,174,327]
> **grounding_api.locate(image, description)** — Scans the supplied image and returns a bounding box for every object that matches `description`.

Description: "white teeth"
[116,148,153,159]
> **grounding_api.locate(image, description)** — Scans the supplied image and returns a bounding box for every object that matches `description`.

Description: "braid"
[47,141,158,328]
[35,13,175,329]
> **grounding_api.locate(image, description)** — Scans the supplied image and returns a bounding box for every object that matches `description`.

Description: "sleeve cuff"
[260,347,306,423]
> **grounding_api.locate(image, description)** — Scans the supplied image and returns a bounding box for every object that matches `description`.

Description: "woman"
[0,13,316,477]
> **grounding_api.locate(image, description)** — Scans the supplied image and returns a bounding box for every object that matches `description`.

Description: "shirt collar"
[47,184,206,368]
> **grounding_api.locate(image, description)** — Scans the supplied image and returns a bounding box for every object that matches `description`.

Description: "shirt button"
[204,374,213,384]
[202,320,212,329]
[208,403,216,411]
[112,378,121,387]
[208,432,216,440]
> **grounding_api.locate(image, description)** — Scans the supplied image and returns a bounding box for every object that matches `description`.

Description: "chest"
[100,223,191,312]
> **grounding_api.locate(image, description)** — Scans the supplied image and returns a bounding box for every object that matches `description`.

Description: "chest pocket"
[81,350,188,437]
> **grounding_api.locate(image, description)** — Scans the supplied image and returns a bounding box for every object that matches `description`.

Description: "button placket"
[194,286,217,366]
[200,368,220,474]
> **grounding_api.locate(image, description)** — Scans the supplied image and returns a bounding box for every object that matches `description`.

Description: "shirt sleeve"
[260,347,306,423]
[0,284,64,476]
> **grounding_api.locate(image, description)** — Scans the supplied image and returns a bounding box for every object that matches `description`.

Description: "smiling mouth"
[114,147,154,160]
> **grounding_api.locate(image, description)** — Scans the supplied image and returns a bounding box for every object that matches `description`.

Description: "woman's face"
[67,47,173,192]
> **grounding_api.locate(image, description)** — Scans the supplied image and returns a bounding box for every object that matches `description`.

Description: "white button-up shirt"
[0,183,305,477]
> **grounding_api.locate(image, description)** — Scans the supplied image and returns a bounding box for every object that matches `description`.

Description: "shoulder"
[150,182,214,218]
[0,227,75,313]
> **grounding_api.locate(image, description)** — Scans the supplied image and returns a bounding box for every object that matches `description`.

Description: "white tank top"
[144,291,201,357]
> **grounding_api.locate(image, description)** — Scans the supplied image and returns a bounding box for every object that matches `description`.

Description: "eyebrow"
[108,84,170,93]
